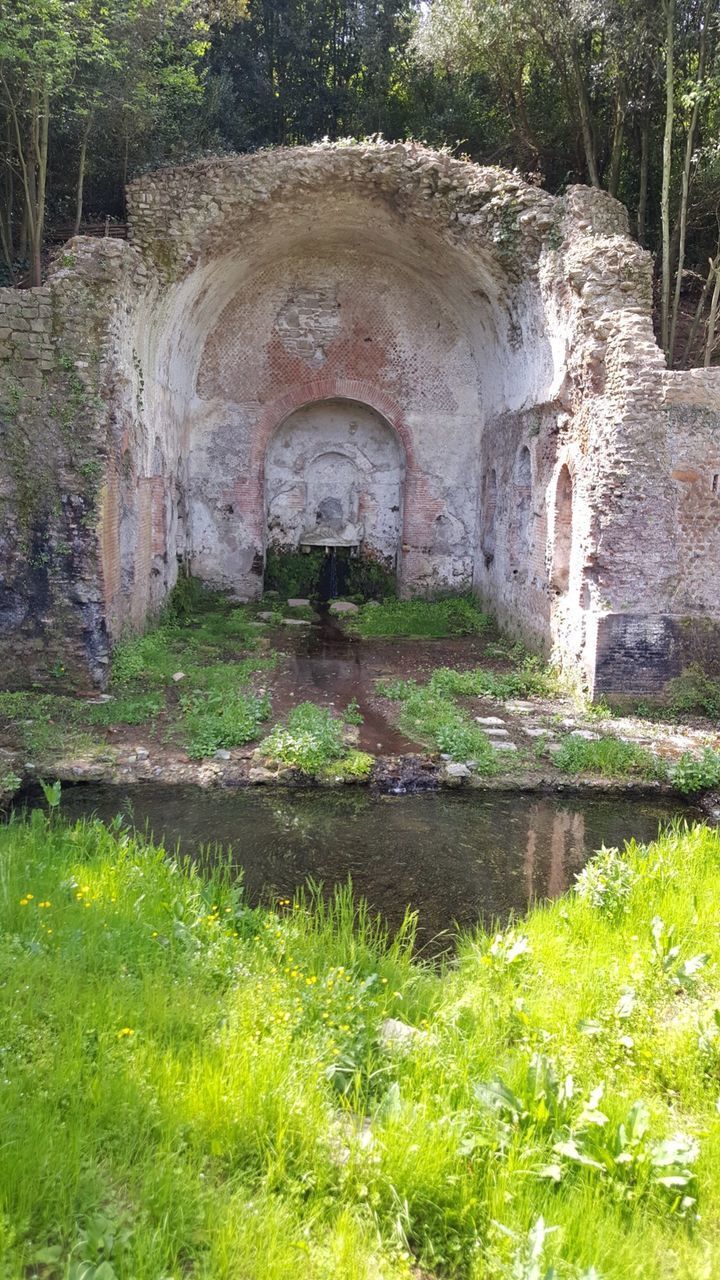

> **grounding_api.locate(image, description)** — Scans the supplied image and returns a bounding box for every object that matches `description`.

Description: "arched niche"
[552,464,574,593]
[265,398,405,568]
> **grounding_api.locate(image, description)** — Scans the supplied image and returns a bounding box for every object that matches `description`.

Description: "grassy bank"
[1,805,720,1277]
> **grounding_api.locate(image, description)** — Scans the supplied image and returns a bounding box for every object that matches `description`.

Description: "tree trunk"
[570,41,600,187]
[683,248,720,366]
[704,263,720,367]
[73,116,92,237]
[660,0,675,356]
[669,0,709,366]
[607,90,625,197]
[637,111,650,245]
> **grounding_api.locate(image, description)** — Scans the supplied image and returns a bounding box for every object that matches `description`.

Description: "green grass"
[347,596,491,638]
[668,665,720,718]
[2,808,720,1276]
[179,688,271,759]
[553,734,665,780]
[259,702,373,779]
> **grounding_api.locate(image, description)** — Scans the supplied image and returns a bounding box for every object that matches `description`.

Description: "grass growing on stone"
[2,807,720,1276]
[259,701,373,780]
[378,678,501,773]
[347,596,492,639]
[553,735,665,780]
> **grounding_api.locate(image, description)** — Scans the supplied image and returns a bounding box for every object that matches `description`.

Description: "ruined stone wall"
[2,141,720,695]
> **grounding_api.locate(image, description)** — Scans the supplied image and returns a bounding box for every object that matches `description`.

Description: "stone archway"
[265,397,405,576]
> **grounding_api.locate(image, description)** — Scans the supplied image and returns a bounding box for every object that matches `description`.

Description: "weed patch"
[259,702,369,778]
[348,596,491,638]
[180,689,271,758]
[553,734,664,780]
[668,665,720,718]
[378,679,501,772]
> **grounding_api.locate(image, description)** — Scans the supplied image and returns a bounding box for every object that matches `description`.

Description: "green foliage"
[2,812,720,1274]
[348,596,491,638]
[317,750,374,782]
[264,548,324,599]
[343,557,396,601]
[180,688,271,758]
[553,735,664,780]
[0,767,21,796]
[574,844,637,917]
[379,678,501,772]
[84,692,164,726]
[672,747,720,795]
[259,701,348,773]
[668,666,720,718]
[426,658,557,699]
[162,571,227,624]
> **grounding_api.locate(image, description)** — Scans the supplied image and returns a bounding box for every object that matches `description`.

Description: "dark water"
[18,785,699,954]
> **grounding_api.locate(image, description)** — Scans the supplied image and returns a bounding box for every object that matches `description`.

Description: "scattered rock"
[444,762,471,779]
[257,611,275,621]
[282,618,312,627]
[214,749,231,761]
[172,671,186,682]
[523,727,548,737]
[490,740,518,751]
[136,747,150,759]
[475,715,506,726]
[380,1018,424,1049]
[287,598,311,608]
[569,730,600,741]
[484,727,510,738]
[329,600,359,615]
[248,766,276,783]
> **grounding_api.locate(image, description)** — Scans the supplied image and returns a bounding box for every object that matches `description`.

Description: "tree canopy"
[1,0,718,363]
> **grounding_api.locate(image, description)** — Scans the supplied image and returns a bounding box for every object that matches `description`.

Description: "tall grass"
[1,807,720,1276]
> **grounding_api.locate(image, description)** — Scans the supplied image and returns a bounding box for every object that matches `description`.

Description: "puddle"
[18,784,700,955]
[271,612,419,754]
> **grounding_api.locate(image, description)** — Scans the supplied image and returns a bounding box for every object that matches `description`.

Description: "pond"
[17,784,700,954]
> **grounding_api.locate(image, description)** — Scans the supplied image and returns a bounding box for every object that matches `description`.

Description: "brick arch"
[258,381,413,556]
[252,377,414,475]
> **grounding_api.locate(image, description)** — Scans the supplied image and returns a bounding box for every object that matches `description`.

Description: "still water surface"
[30,784,698,953]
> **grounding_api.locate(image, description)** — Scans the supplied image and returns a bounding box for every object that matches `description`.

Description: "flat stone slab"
[484,727,510,738]
[287,598,311,607]
[490,740,518,751]
[569,730,600,741]
[445,762,471,778]
[475,715,506,726]
[523,727,548,737]
[329,600,359,615]
[257,610,276,621]
[282,617,311,627]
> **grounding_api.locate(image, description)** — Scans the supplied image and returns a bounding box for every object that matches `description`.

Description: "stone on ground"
[475,715,506,726]
[329,600,359,615]
[287,598,311,608]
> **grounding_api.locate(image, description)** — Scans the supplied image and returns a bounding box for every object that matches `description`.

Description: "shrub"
[317,750,374,782]
[553,734,663,780]
[672,747,720,794]
[574,845,637,916]
[264,547,324,599]
[668,665,720,719]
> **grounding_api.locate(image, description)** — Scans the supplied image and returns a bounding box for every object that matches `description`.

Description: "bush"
[672,747,720,794]
[260,702,347,773]
[264,547,324,599]
[668,666,720,718]
[553,734,663,780]
[574,844,637,916]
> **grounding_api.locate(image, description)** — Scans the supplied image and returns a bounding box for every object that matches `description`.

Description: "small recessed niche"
[713,473,719,494]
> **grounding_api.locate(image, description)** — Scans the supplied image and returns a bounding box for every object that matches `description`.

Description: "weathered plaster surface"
[1,141,719,693]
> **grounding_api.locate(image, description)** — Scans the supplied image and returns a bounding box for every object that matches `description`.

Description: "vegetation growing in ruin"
[1,807,720,1276]
[349,597,491,639]
[553,735,665,781]
[259,701,373,780]
[668,665,720,718]
[264,547,326,600]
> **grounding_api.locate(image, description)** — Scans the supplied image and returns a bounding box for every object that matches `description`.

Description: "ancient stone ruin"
[1,141,719,695]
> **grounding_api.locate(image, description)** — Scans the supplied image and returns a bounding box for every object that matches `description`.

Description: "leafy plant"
[574,845,637,917]
[84,693,164,726]
[264,547,324,599]
[672,747,720,794]
[180,689,271,758]
[668,666,720,718]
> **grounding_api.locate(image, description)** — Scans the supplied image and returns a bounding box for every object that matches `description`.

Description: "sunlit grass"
[1,808,720,1275]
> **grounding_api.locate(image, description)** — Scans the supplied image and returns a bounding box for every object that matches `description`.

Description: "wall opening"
[480,469,498,568]
[265,397,404,574]
[552,465,573,593]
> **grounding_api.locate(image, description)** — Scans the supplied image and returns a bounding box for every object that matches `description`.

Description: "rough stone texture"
[1,140,720,693]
